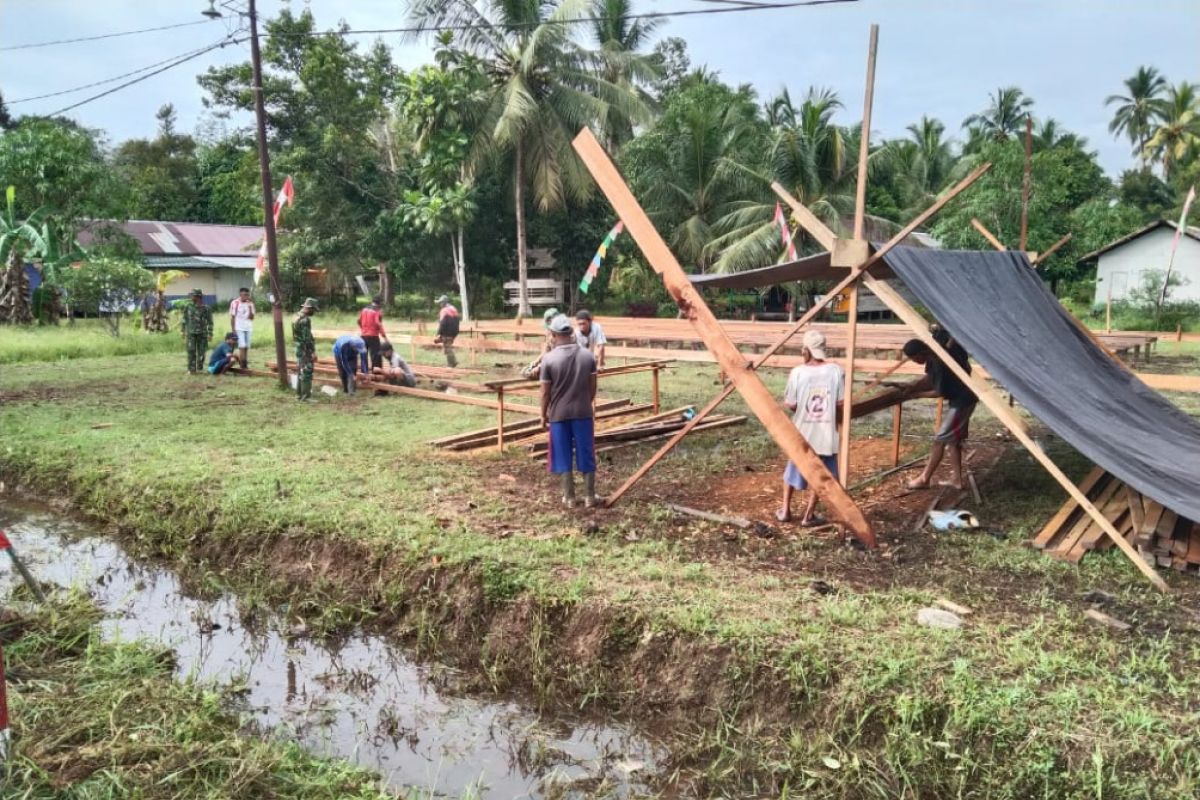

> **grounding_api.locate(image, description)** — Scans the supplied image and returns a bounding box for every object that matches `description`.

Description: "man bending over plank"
[332,334,371,395]
[541,314,599,509]
[778,329,843,525]
[901,329,977,491]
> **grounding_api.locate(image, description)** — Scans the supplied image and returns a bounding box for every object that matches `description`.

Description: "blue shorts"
[236,330,251,348]
[783,453,839,490]
[207,358,233,375]
[547,418,596,474]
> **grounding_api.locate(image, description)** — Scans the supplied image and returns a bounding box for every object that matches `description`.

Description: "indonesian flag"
[773,202,798,262]
[1161,184,1196,306]
[255,176,295,284]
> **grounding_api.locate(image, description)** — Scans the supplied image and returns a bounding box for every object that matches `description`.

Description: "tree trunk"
[514,140,530,318]
[147,291,170,333]
[0,247,33,325]
[454,226,470,323]
[378,262,392,307]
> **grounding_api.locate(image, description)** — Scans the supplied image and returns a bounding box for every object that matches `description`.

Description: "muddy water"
[0,499,662,798]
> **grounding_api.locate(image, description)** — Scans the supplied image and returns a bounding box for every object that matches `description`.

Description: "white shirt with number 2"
[783,361,844,456]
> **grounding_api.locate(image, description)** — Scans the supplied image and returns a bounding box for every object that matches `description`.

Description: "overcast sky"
[1,0,1196,178]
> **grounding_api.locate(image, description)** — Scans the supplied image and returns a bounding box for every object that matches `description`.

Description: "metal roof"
[78,220,263,257]
[1076,219,1200,264]
[143,255,257,270]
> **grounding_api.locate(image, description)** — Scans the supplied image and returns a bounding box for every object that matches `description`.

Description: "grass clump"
[1,593,392,799]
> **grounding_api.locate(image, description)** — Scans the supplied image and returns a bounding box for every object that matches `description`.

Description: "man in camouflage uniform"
[180,289,213,374]
[293,297,319,400]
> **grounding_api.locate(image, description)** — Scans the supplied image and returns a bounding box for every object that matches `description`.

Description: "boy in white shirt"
[778,329,844,525]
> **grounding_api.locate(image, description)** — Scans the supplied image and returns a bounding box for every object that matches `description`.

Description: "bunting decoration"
[578,220,624,294]
[773,202,798,262]
[255,175,295,285]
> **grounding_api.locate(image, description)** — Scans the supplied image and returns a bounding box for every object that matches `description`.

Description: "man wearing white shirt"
[574,309,607,368]
[228,287,256,369]
[777,329,844,525]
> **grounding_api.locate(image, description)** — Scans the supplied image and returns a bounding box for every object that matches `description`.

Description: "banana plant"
[145,268,188,333]
[0,186,50,324]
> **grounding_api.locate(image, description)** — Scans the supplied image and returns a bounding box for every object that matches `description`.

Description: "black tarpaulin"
[884,246,1200,521]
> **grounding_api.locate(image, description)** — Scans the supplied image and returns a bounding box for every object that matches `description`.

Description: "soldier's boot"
[301,377,313,400]
[296,374,304,399]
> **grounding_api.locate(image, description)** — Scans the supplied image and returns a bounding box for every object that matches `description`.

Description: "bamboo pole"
[892,403,903,466]
[971,218,1007,251]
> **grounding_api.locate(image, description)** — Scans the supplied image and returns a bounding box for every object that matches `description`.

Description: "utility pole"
[246,0,288,388]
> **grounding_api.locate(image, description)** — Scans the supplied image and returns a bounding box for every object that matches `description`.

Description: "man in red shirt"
[357,295,389,371]
[435,294,461,368]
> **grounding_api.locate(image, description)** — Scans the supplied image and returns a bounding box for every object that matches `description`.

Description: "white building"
[1081,220,1200,305]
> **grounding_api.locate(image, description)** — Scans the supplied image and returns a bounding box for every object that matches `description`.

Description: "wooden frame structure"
[572,25,1170,590]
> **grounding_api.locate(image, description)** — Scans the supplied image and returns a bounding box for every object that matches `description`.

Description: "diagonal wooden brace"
[573,127,876,547]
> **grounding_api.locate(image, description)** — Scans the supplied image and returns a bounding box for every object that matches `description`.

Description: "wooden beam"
[573,127,875,547]
[771,181,837,252]
[863,274,1169,591]
[606,161,994,510]
[853,23,879,241]
[840,283,859,486]
[971,218,1007,252]
[1020,115,1033,251]
[1032,233,1072,267]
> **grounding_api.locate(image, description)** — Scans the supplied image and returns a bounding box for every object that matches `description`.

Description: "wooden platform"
[1032,468,1199,575]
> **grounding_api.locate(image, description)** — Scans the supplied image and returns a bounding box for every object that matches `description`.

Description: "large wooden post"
[839,24,878,485]
[573,128,876,547]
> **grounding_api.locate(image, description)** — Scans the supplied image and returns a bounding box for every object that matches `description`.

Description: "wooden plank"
[572,127,877,547]
[863,273,1169,591]
[1052,478,1122,559]
[971,218,1007,252]
[853,23,879,242]
[1032,233,1072,266]
[1184,524,1200,565]
[1155,510,1179,549]
[1139,499,1165,548]
[840,280,859,486]
[1124,485,1146,539]
[1032,467,1106,549]
[771,181,836,252]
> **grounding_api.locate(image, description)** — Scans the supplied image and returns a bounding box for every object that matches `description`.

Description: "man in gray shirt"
[540,314,599,508]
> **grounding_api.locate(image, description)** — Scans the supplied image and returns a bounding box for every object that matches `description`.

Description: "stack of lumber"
[1032,468,1200,574]
[524,406,746,458]
[429,399,645,451]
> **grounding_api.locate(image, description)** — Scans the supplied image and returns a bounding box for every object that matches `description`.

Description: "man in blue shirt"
[207,332,241,375]
[332,334,370,394]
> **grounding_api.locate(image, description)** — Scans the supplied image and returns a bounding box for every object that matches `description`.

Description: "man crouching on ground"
[778,329,843,526]
[540,313,598,508]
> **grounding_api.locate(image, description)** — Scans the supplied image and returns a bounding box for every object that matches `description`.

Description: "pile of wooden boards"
[429,404,746,455]
[1033,468,1200,575]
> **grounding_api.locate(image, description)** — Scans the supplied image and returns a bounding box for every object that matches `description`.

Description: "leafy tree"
[194,136,260,225]
[622,79,765,272]
[648,36,691,99]
[0,118,127,237]
[1106,66,1168,170]
[113,104,201,221]
[406,0,654,315]
[57,257,153,337]
[0,91,12,130]
[1144,81,1200,179]
[933,135,1108,288]
[963,86,1033,141]
[590,0,662,151]
[1118,169,1174,220]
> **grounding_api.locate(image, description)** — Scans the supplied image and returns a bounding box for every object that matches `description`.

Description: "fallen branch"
[664,503,753,529]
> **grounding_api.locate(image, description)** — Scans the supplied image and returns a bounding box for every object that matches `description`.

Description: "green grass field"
[1,330,1199,798]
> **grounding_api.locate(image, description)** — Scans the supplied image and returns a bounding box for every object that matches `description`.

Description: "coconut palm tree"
[894,116,955,215]
[0,186,48,325]
[1106,66,1168,169]
[1144,82,1200,180]
[405,0,652,315]
[590,0,662,151]
[963,86,1033,141]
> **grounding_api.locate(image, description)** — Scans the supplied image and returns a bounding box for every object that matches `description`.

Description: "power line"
[0,17,226,52]
[44,36,243,117]
[8,38,241,104]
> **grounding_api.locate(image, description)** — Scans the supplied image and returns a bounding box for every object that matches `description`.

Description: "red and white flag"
[255,176,296,284]
[773,202,798,262]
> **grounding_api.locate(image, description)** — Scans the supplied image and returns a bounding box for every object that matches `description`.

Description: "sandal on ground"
[775,510,791,523]
[798,515,827,528]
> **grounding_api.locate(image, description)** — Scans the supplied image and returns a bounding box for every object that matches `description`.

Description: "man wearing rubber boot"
[180,289,213,375]
[540,314,599,508]
[293,297,318,401]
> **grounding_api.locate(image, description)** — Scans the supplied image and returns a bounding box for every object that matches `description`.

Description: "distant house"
[1079,220,1200,305]
[80,220,263,305]
[504,247,564,308]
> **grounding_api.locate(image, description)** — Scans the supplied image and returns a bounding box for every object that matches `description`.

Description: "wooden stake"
[892,403,903,466]
[1031,233,1072,266]
[1020,115,1032,252]
[497,387,506,449]
[572,127,875,547]
[971,218,1007,252]
[651,365,661,414]
[853,24,879,242]
[863,274,1169,591]
[1106,287,1112,333]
